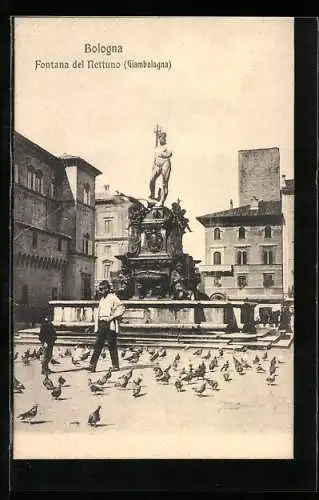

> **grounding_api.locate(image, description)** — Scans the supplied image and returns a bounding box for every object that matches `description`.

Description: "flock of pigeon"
[14,344,284,428]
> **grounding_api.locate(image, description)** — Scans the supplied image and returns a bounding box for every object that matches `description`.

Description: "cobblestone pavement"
[13,343,293,459]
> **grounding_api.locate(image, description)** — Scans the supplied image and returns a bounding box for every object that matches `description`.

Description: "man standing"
[39,315,57,375]
[88,280,125,372]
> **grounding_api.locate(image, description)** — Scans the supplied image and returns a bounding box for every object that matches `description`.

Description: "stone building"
[281,175,294,300]
[197,147,284,307]
[238,147,280,205]
[94,187,131,289]
[13,131,101,323]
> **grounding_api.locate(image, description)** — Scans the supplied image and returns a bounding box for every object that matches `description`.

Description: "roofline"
[196,214,283,227]
[14,131,65,173]
[238,146,279,153]
[60,156,102,177]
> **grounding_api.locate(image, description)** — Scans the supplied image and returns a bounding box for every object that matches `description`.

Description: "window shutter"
[88,240,93,256]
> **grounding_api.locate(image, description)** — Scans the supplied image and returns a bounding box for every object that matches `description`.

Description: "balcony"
[199,264,233,275]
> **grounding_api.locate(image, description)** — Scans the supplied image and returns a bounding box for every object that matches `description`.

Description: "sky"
[14,17,294,262]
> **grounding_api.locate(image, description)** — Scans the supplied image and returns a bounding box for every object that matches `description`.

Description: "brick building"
[94,187,131,289]
[13,131,102,323]
[197,147,284,306]
[281,175,294,300]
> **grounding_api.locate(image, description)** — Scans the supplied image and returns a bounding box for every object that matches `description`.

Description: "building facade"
[281,175,294,300]
[197,147,284,305]
[13,131,101,323]
[94,187,131,288]
[197,200,283,302]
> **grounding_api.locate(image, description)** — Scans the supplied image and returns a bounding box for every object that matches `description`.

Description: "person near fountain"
[88,280,125,372]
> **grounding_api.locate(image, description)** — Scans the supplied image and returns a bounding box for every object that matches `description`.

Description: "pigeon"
[88,405,102,427]
[14,352,19,360]
[218,348,224,357]
[172,360,179,371]
[253,355,260,365]
[163,364,171,374]
[181,371,194,384]
[13,376,25,392]
[17,404,38,422]
[51,383,62,400]
[202,350,211,360]
[129,353,141,364]
[194,363,206,379]
[158,348,167,358]
[101,350,107,360]
[64,348,72,357]
[262,350,268,360]
[236,364,245,374]
[174,353,181,362]
[133,376,143,386]
[58,376,66,386]
[71,357,81,366]
[51,358,60,365]
[269,364,277,376]
[146,347,156,355]
[193,348,202,356]
[175,378,183,392]
[88,378,104,393]
[209,357,218,371]
[256,363,266,373]
[150,351,159,362]
[96,370,112,385]
[132,346,143,356]
[205,378,219,391]
[132,384,142,398]
[266,373,276,385]
[156,371,170,383]
[192,382,207,396]
[241,358,252,369]
[115,375,130,388]
[220,361,229,372]
[42,375,55,391]
[223,372,232,382]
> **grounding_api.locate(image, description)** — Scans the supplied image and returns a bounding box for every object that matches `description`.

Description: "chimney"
[230,199,233,209]
[104,184,110,191]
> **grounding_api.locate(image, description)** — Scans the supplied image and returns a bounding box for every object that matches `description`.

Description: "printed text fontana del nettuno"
[34,43,172,71]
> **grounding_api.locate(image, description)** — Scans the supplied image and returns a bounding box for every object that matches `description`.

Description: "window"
[213,276,222,287]
[104,262,111,280]
[263,273,274,288]
[104,245,112,257]
[213,251,221,265]
[238,226,246,239]
[265,226,272,239]
[83,233,89,255]
[49,180,57,199]
[58,238,62,251]
[237,250,247,265]
[213,228,221,240]
[52,287,58,300]
[32,231,37,249]
[83,184,91,205]
[104,218,113,234]
[27,167,34,189]
[263,249,274,265]
[237,275,248,289]
[34,170,43,193]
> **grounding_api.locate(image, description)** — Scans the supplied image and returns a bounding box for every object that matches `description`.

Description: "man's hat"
[99,280,111,289]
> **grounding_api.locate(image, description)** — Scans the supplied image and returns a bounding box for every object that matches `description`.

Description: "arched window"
[213,251,221,265]
[34,170,43,193]
[213,228,221,240]
[27,166,34,189]
[265,225,272,239]
[83,184,91,205]
[238,226,245,240]
[237,250,247,265]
